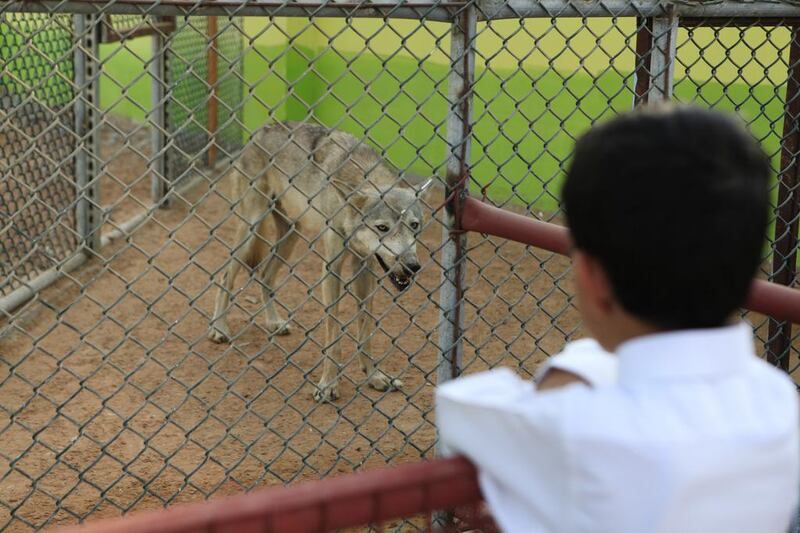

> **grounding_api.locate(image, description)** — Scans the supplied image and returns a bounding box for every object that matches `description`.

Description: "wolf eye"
[376,224,389,233]
[410,221,419,230]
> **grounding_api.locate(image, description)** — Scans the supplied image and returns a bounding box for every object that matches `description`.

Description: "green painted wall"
[96,19,792,210]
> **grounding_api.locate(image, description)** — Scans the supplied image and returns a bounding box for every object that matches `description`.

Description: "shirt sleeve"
[535,338,618,387]
[435,367,573,533]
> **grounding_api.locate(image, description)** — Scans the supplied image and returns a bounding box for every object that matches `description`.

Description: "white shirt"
[436,323,799,533]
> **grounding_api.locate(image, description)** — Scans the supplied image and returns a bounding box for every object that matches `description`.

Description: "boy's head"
[562,105,770,348]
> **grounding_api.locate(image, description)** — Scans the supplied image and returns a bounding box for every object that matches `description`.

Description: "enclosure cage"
[3,0,800,530]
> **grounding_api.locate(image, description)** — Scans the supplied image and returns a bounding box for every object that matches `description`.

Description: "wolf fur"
[208,122,429,402]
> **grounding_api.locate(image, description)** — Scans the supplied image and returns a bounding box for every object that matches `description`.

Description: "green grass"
[92,39,788,213]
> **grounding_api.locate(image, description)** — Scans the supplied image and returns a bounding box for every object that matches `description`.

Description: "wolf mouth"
[376,255,412,292]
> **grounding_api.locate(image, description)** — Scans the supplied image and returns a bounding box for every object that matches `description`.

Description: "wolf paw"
[266,320,292,336]
[313,382,340,403]
[369,371,403,392]
[208,323,231,344]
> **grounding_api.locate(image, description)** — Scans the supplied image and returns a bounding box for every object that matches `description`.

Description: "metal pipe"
[633,17,653,108]
[150,24,170,206]
[437,4,476,392]
[478,0,800,19]
[207,16,219,168]
[73,14,90,247]
[55,456,482,533]
[766,26,800,370]
[6,2,462,20]
[649,7,678,101]
[0,170,209,316]
[87,15,102,250]
[0,253,89,319]
[11,0,800,19]
[460,196,571,255]
[461,196,800,327]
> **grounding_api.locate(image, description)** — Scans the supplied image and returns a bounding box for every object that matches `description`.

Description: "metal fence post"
[74,14,102,251]
[150,20,170,207]
[433,5,476,527]
[766,27,800,371]
[436,4,476,406]
[650,10,678,100]
[633,9,678,104]
[207,15,219,168]
[633,17,654,107]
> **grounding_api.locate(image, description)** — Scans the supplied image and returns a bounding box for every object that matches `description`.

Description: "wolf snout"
[402,261,421,277]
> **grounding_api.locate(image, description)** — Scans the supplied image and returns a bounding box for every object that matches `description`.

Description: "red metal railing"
[461,196,800,325]
[53,457,497,533]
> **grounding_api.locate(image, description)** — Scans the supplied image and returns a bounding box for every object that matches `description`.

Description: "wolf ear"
[313,131,356,171]
[350,189,376,212]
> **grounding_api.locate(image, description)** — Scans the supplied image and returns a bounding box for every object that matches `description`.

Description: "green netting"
[0,13,77,296]
[165,16,243,181]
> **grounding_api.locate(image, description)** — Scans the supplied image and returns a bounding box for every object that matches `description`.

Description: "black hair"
[561,105,770,330]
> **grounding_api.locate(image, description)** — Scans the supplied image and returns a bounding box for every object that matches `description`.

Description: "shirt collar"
[615,322,754,384]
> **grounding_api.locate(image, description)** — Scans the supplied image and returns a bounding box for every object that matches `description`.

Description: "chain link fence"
[0,13,77,299]
[165,16,243,183]
[2,1,800,531]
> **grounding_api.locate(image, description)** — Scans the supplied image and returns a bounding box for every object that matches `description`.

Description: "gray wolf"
[208,122,430,402]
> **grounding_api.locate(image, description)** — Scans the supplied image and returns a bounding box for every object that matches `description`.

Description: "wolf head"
[346,180,431,292]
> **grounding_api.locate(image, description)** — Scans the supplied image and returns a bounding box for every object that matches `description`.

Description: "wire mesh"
[1,3,800,532]
[0,13,78,298]
[671,20,800,372]
[165,16,243,182]
[108,16,149,35]
[53,456,499,533]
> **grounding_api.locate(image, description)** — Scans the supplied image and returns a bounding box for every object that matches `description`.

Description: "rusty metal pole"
[766,27,800,371]
[649,8,678,101]
[632,10,677,105]
[633,17,654,107]
[150,20,169,206]
[207,16,219,167]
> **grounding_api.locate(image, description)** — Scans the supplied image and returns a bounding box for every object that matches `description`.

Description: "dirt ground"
[0,117,580,531]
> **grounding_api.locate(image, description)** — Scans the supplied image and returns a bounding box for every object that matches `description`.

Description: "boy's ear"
[574,250,614,314]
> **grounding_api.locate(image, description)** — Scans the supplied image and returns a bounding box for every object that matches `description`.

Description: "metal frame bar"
[437,3,476,392]
[631,11,676,104]
[6,0,799,19]
[633,17,653,107]
[8,2,463,20]
[0,168,210,316]
[100,16,175,42]
[54,457,491,533]
[767,26,800,371]
[74,14,102,251]
[649,8,678,101]
[150,20,170,206]
[476,0,800,19]
[207,15,219,168]
[461,197,800,326]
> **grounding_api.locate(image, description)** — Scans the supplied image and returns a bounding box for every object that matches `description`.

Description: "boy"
[436,105,799,533]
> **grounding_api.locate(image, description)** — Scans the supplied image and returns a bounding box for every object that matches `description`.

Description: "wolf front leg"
[209,220,250,343]
[353,266,403,392]
[314,230,347,402]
